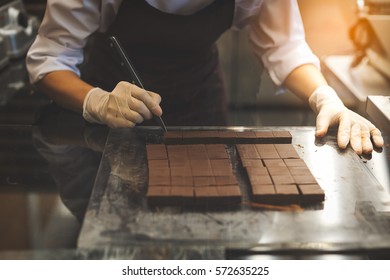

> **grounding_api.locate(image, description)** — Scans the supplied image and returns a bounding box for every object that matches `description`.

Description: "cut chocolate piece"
[274,144,300,159]
[298,184,325,204]
[245,166,269,176]
[288,166,312,175]
[255,144,279,159]
[205,144,228,159]
[215,175,238,185]
[272,131,293,143]
[171,176,193,186]
[170,186,194,206]
[148,175,170,186]
[216,185,242,204]
[187,144,208,159]
[170,166,192,177]
[236,144,260,159]
[241,158,263,168]
[263,159,286,167]
[251,184,278,204]
[274,184,300,205]
[248,174,273,186]
[146,144,167,160]
[271,174,295,185]
[146,186,171,206]
[293,174,318,185]
[193,176,217,187]
[167,145,188,160]
[284,158,306,167]
[266,166,290,176]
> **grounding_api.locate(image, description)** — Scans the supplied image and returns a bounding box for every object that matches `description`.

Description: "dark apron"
[81,0,234,126]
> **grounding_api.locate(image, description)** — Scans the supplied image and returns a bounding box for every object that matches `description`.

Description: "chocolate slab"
[241,158,263,168]
[298,184,325,204]
[193,176,217,187]
[216,185,242,204]
[251,184,278,204]
[146,144,167,160]
[170,187,194,206]
[274,184,300,205]
[255,144,279,159]
[274,144,300,159]
[284,158,307,167]
[215,175,238,185]
[271,174,295,185]
[293,174,318,185]
[236,144,260,159]
[263,159,286,167]
[271,131,293,143]
[248,174,273,186]
[171,176,193,186]
[205,144,229,159]
[245,167,269,176]
[146,186,172,206]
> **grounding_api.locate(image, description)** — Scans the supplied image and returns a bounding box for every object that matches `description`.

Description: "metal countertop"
[78,126,390,258]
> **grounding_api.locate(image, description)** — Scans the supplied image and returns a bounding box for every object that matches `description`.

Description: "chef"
[26,0,383,155]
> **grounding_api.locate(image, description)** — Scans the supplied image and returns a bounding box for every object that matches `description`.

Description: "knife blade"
[108,36,168,132]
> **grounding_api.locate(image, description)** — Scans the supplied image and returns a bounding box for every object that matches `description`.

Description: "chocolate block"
[210,159,233,176]
[241,158,263,167]
[245,166,269,176]
[251,184,278,204]
[284,158,306,167]
[190,159,213,176]
[170,186,194,206]
[271,174,295,185]
[163,131,183,144]
[146,144,167,160]
[298,184,325,204]
[193,176,217,187]
[215,175,238,185]
[274,184,300,205]
[148,159,169,168]
[216,185,242,204]
[148,166,170,177]
[148,175,170,186]
[293,174,318,185]
[263,159,286,167]
[272,131,293,143]
[255,144,279,159]
[288,166,312,175]
[205,144,228,159]
[248,174,273,186]
[236,131,257,143]
[146,186,172,206]
[266,166,290,176]
[170,166,192,177]
[187,144,208,159]
[194,187,219,206]
[274,144,300,159]
[167,145,188,160]
[236,144,260,159]
[171,176,193,186]
[218,131,237,142]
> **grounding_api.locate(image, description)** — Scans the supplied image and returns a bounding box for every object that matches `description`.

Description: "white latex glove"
[82,82,162,128]
[309,85,384,154]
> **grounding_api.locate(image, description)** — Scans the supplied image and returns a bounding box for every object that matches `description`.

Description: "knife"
[108,36,168,132]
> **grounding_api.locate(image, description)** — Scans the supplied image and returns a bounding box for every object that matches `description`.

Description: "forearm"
[36,71,94,114]
[283,64,328,102]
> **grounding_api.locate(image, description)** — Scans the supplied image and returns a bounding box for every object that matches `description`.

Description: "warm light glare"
[357,0,365,10]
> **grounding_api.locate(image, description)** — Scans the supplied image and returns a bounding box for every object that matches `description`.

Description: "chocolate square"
[274,184,300,205]
[171,176,193,186]
[205,144,229,159]
[245,167,269,176]
[170,186,194,206]
[215,175,238,185]
[272,131,293,143]
[146,144,167,160]
[263,159,286,167]
[255,144,279,159]
[193,176,217,187]
[251,184,278,204]
[236,144,260,159]
[266,166,290,176]
[146,186,171,206]
[274,144,300,159]
[216,185,242,204]
[298,184,325,204]
[293,174,318,185]
[248,174,273,186]
[271,174,295,185]
[284,158,306,167]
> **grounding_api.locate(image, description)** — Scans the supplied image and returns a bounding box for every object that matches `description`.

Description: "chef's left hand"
[308,85,384,155]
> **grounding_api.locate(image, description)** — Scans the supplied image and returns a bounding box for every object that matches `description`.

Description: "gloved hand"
[309,85,384,154]
[82,81,162,128]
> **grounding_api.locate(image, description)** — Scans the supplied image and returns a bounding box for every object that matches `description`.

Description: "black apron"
[81,0,234,126]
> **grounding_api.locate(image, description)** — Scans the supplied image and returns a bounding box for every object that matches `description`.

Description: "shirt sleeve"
[26,0,103,84]
[248,0,320,86]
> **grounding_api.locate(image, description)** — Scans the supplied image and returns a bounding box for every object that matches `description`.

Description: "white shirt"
[26,0,319,86]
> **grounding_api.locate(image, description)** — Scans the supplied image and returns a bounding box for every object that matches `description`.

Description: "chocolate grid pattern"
[146,144,242,207]
[236,144,324,205]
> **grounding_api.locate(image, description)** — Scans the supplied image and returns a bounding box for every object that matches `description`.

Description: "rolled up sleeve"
[26,0,102,84]
[248,0,320,86]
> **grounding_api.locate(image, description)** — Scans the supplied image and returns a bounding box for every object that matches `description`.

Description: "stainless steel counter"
[78,126,390,258]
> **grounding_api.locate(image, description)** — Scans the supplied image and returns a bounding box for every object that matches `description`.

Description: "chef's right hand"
[82,82,162,128]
